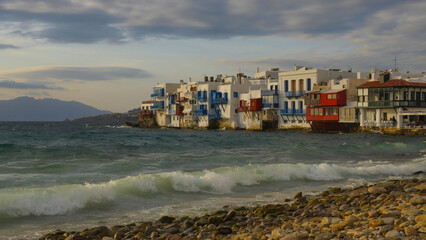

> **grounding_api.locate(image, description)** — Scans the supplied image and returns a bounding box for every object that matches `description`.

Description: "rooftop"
[357,79,426,88]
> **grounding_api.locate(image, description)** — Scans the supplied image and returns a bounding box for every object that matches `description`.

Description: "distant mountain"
[0,97,111,121]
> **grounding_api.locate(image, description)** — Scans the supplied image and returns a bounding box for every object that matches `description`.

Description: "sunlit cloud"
[1,66,152,82]
[0,78,64,90]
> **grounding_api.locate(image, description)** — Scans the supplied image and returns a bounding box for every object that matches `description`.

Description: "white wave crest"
[0,157,424,217]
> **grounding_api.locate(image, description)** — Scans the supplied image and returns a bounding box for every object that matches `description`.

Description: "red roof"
[357,79,426,88]
[142,101,154,104]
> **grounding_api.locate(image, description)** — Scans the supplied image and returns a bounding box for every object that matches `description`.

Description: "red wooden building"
[306,89,347,131]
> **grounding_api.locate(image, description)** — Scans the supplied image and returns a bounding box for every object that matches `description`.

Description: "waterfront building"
[305,78,369,131]
[176,80,198,128]
[357,70,426,129]
[150,83,180,127]
[278,66,360,129]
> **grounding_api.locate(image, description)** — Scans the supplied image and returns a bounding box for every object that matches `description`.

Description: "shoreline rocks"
[39,178,425,240]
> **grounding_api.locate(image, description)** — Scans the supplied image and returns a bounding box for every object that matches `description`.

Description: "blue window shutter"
[307,79,311,91]
[285,101,288,109]
[285,81,289,92]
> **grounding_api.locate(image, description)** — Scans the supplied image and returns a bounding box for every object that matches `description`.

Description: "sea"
[0,122,425,239]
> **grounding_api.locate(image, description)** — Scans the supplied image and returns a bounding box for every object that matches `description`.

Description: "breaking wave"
[0,157,424,217]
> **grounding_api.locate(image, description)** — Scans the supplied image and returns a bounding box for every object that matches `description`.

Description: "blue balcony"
[196,96,207,102]
[280,109,306,115]
[209,113,221,119]
[294,109,306,115]
[196,91,208,102]
[262,103,279,109]
[151,101,165,110]
[151,88,165,98]
[285,91,306,98]
[261,89,278,96]
[194,109,207,116]
[212,98,228,104]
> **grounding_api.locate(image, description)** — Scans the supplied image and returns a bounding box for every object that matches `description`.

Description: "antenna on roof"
[394,56,397,71]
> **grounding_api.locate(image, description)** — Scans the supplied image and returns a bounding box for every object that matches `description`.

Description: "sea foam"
[0,157,424,217]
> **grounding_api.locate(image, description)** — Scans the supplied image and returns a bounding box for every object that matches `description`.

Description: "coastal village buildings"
[150,83,180,127]
[357,70,426,129]
[305,78,369,132]
[144,67,425,131]
[277,66,365,129]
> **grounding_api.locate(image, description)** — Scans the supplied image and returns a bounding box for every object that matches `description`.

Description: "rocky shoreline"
[40,178,425,240]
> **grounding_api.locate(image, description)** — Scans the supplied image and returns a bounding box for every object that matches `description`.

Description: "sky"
[0,0,425,112]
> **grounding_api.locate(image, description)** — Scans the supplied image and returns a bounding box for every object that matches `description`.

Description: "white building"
[278,66,359,129]
[150,83,180,127]
[357,70,426,129]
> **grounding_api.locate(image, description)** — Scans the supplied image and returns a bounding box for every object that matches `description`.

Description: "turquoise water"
[0,122,425,239]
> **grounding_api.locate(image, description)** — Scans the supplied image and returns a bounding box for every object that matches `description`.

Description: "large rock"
[384,230,402,239]
[410,196,426,205]
[368,185,387,194]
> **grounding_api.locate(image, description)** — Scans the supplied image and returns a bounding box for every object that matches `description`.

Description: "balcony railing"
[261,89,278,96]
[168,109,176,115]
[150,101,165,110]
[196,96,207,102]
[209,113,221,119]
[285,90,306,98]
[280,109,306,115]
[151,88,165,98]
[194,109,207,115]
[366,100,426,108]
[212,98,228,104]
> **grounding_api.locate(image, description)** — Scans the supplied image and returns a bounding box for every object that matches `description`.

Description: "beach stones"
[39,178,426,240]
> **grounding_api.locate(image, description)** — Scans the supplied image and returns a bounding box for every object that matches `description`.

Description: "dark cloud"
[0,4,125,43]
[0,0,420,41]
[0,43,18,49]
[0,0,424,70]
[0,79,64,90]
[3,66,152,81]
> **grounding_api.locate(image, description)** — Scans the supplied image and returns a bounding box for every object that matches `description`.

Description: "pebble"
[38,178,425,240]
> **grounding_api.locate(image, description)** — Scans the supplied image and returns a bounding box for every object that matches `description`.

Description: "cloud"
[0,0,421,40]
[1,66,152,82]
[0,43,18,49]
[0,0,424,70]
[0,79,64,90]
[25,91,50,96]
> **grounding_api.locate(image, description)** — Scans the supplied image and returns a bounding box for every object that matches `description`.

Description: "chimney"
[204,76,208,82]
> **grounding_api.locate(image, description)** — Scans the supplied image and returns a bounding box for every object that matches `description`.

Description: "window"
[327,94,332,99]
[285,81,289,92]
[310,108,315,115]
[307,78,311,91]
[332,94,336,99]
[383,112,387,121]
[314,109,318,115]
[319,108,323,115]
[233,92,238,98]
[235,109,238,113]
